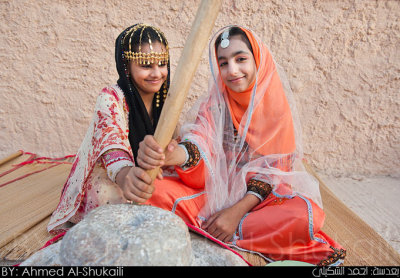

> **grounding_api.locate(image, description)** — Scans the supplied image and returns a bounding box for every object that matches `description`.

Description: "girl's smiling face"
[129,42,168,98]
[217,35,257,93]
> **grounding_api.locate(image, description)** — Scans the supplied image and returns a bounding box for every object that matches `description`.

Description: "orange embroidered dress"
[148,26,346,265]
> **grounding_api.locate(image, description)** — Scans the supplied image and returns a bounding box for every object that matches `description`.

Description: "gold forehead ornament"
[123,24,169,65]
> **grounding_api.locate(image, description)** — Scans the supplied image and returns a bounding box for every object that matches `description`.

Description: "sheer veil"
[180,26,322,219]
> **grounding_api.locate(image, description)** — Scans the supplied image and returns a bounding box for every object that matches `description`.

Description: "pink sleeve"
[101,149,134,182]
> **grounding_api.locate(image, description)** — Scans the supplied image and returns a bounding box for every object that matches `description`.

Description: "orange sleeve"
[174,159,205,189]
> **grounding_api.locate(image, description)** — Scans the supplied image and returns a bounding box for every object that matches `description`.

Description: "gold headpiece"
[123,24,169,65]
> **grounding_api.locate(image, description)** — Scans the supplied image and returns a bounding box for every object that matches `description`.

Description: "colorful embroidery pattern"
[318,246,347,266]
[179,141,201,168]
[101,149,134,182]
[247,179,272,201]
[48,85,133,234]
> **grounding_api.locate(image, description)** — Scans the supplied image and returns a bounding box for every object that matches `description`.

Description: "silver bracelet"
[177,144,190,167]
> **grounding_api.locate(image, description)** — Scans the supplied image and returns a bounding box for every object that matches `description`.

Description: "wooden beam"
[147,0,222,181]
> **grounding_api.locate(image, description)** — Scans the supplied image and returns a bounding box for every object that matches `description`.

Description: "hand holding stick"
[146,0,222,182]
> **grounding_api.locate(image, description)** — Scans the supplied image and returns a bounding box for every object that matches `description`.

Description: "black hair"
[214,27,253,56]
[122,26,168,53]
[115,25,170,164]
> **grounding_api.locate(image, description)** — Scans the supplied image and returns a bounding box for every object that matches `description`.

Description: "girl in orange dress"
[138,26,346,266]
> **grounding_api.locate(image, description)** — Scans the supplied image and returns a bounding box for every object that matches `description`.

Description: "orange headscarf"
[220,27,296,156]
[182,26,323,217]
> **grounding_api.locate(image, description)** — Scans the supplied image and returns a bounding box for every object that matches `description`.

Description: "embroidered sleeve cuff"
[178,141,201,169]
[101,149,134,183]
[246,178,272,201]
[107,159,134,183]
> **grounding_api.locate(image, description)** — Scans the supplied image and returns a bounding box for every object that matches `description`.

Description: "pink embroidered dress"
[47,84,206,233]
[48,24,205,235]
[48,85,132,232]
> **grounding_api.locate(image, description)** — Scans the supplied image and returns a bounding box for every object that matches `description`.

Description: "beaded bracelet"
[246,179,272,201]
[178,141,201,168]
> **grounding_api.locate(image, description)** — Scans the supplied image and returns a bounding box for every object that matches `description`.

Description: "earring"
[162,82,167,101]
[155,91,160,108]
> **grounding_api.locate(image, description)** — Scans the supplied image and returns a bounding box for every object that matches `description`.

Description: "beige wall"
[1,0,399,178]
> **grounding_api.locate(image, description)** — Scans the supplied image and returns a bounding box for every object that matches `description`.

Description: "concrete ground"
[318,173,400,255]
